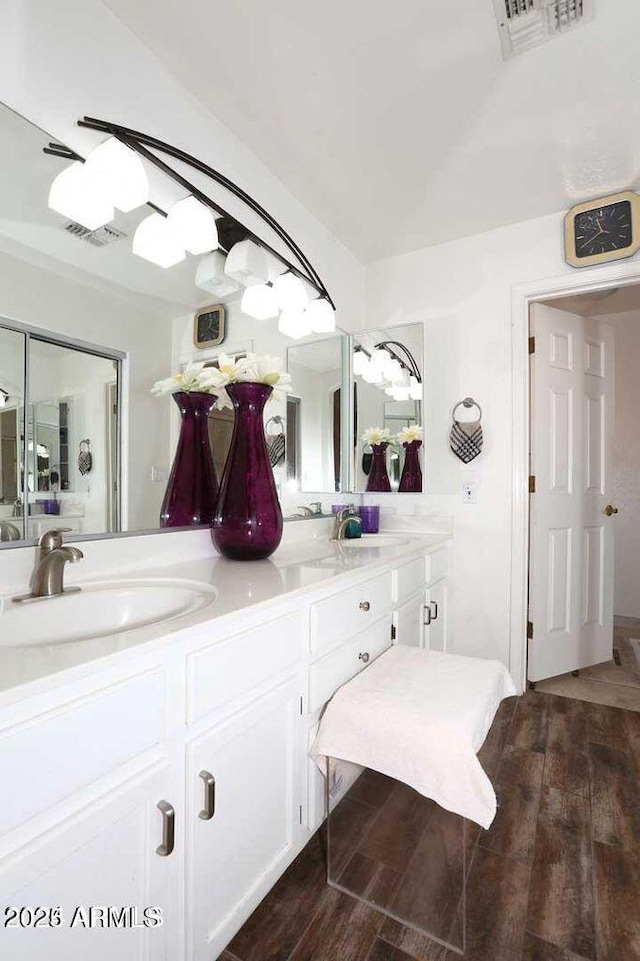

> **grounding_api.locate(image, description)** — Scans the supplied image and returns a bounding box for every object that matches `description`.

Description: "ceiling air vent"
[493,0,594,59]
[59,221,127,247]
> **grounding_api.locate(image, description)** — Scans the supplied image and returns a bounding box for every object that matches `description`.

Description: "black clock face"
[196,308,224,345]
[574,200,632,258]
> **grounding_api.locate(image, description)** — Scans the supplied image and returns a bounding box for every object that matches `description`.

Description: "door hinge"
[299,695,304,716]
[299,805,303,825]
[527,620,534,640]
[391,624,397,641]
[529,336,535,354]
[529,475,536,494]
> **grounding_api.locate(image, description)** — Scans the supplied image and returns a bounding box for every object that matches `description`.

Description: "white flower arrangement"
[361,427,393,446]
[151,353,293,409]
[396,425,423,445]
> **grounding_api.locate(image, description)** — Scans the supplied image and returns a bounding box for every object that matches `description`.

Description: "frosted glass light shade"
[241,284,279,320]
[306,298,336,333]
[278,307,313,340]
[273,272,309,312]
[409,376,422,400]
[48,162,114,231]
[369,349,386,373]
[387,359,404,383]
[353,351,369,376]
[167,197,218,255]
[224,240,269,286]
[85,137,149,213]
[264,251,288,283]
[362,364,382,384]
[132,213,185,268]
[196,251,240,297]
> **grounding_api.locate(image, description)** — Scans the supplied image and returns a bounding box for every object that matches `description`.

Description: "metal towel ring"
[265,415,284,436]
[452,397,482,423]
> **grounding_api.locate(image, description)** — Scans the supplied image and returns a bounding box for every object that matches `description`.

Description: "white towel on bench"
[311,646,517,829]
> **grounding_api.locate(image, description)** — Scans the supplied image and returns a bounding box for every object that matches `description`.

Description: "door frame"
[510,259,640,692]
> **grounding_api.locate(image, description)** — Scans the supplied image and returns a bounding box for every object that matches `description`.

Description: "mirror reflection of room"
[352,324,423,492]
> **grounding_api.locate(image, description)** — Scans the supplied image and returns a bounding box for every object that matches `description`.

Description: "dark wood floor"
[220,691,640,961]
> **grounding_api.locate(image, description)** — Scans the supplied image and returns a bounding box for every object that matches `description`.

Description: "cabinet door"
[186,677,302,961]
[392,593,425,648]
[0,764,178,961]
[425,579,448,652]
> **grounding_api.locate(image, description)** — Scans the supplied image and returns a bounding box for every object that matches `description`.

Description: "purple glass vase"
[211,382,283,560]
[160,391,218,527]
[366,442,391,493]
[399,439,423,493]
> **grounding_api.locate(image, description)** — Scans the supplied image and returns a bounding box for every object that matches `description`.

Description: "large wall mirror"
[0,100,348,547]
[351,324,424,493]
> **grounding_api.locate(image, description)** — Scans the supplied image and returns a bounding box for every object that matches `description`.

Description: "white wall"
[600,311,640,618]
[362,210,623,676]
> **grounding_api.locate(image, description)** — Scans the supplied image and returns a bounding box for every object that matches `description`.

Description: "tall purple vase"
[365,442,391,493]
[211,382,283,560]
[399,439,423,493]
[160,391,218,527]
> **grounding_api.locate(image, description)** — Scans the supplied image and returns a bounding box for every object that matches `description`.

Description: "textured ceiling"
[103,0,640,263]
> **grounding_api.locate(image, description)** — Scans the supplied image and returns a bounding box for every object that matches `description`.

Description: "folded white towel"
[311,646,517,829]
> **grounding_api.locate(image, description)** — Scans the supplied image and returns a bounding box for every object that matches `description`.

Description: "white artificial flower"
[152,352,294,404]
[397,425,423,445]
[362,427,392,446]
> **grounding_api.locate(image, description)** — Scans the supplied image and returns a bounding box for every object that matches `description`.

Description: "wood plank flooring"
[221,692,640,961]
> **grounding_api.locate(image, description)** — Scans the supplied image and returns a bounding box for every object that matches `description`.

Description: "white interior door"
[529,303,614,682]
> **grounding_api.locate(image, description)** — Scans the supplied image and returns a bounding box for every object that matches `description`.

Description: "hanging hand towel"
[78,439,93,475]
[450,399,483,463]
[265,417,285,468]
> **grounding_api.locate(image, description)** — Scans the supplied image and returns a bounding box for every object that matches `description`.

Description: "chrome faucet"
[332,506,362,541]
[13,528,83,603]
[0,520,21,542]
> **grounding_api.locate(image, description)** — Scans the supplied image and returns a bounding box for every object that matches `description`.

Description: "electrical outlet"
[462,482,477,504]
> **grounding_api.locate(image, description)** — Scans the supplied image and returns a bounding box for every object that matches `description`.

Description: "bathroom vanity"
[0,520,450,961]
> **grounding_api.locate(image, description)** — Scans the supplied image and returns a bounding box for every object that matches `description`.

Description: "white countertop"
[0,519,451,705]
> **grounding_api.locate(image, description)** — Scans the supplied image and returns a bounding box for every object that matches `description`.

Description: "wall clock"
[564,191,640,268]
[193,304,226,350]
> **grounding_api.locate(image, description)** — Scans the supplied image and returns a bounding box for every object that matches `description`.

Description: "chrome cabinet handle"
[430,601,438,620]
[359,652,370,663]
[359,601,370,611]
[198,770,216,821]
[156,800,175,857]
[424,606,432,626]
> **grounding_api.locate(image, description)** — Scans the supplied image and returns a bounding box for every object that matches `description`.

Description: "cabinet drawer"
[0,669,165,841]
[187,611,302,724]
[309,616,392,713]
[425,547,448,585]
[392,557,427,604]
[309,571,393,654]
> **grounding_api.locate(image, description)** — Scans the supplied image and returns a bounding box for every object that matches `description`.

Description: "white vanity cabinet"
[0,655,180,961]
[182,608,305,961]
[423,547,449,652]
[0,536,451,961]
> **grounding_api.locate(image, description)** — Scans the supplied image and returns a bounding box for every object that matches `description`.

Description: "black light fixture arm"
[73,117,334,308]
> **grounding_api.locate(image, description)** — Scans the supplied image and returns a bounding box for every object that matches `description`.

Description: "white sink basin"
[0,578,216,647]
[337,534,410,548]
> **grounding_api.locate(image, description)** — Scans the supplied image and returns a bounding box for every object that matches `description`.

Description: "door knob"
[604,505,619,516]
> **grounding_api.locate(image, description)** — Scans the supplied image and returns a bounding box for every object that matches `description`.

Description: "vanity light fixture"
[306,297,336,334]
[0,388,8,407]
[132,212,186,268]
[273,272,309,312]
[166,196,219,255]
[278,306,313,340]
[241,283,279,321]
[224,239,270,286]
[48,161,114,231]
[353,350,370,377]
[195,250,240,297]
[408,376,422,400]
[84,136,149,212]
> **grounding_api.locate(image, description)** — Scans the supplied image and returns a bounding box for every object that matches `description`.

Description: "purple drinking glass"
[160,391,219,527]
[211,382,283,560]
[365,442,391,493]
[398,439,423,493]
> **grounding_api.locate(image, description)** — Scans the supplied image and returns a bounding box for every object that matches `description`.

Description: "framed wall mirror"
[0,99,347,547]
[351,323,424,493]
